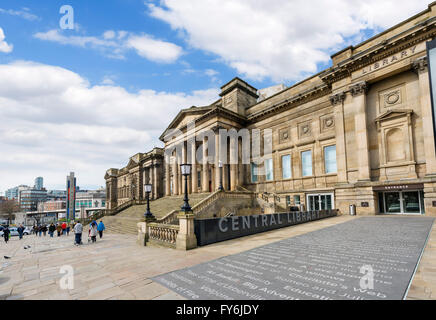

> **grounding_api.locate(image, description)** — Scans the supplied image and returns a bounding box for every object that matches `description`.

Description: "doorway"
[307,193,334,211]
[378,191,424,214]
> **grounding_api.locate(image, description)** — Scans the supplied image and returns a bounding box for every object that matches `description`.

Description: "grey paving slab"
[153,217,434,300]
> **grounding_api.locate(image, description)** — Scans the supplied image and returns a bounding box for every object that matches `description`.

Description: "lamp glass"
[180,163,191,175]
[218,160,223,168]
[144,184,152,193]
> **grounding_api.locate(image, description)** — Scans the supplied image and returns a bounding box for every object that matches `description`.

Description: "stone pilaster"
[350,81,371,181]
[413,56,436,176]
[330,91,348,183]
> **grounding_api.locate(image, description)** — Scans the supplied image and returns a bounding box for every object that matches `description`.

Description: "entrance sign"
[194,210,337,246]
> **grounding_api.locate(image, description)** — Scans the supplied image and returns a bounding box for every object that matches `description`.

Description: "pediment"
[375,109,413,123]
[126,158,139,169]
[160,106,212,140]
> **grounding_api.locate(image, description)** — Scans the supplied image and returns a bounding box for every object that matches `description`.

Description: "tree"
[0,200,20,224]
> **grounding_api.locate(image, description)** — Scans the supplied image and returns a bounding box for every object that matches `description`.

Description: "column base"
[176,233,197,250]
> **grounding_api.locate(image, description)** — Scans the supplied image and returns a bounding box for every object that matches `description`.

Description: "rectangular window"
[324,145,337,174]
[294,195,301,205]
[251,162,258,183]
[265,158,274,181]
[197,171,201,188]
[281,155,292,179]
[301,150,312,177]
[286,196,291,206]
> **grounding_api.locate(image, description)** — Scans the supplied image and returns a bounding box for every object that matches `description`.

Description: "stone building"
[105,148,164,209]
[106,3,436,216]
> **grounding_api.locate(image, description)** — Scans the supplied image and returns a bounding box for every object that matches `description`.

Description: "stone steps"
[98,193,210,235]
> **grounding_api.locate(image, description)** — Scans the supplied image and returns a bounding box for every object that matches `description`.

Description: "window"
[324,145,337,174]
[197,171,201,188]
[294,195,301,205]
[286,196,291,206]
[265,158,274,181]
[251,162,258,183]
[301,150,312,177]
[281,155,292,179]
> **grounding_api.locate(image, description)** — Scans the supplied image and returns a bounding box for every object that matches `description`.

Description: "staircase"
[97,193,210,235]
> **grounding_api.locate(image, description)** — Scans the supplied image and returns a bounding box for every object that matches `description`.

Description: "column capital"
[349,81,369,97]
[329,92,346,105]
[412,56,428,74]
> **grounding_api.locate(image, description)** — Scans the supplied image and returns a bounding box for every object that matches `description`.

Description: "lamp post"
[144,183,154,219]
[218,160,224,191]
[180,164,192,212]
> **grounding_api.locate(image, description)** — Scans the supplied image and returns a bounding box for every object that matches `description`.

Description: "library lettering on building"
[105,3,436,221]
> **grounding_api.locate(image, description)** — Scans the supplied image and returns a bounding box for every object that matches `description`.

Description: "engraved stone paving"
[153,217,434,300]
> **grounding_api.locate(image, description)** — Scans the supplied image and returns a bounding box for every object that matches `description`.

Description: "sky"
[0,0,432,193]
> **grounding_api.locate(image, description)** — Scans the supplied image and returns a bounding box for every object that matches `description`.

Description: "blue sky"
[0,0,431,192]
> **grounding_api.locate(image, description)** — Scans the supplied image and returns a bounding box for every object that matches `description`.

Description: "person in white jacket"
[89,222,98,243]
[74,222,83,245]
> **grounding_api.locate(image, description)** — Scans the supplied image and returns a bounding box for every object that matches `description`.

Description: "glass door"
[385,192,401,214]
[403,191,421,214]
[307,193,334,211]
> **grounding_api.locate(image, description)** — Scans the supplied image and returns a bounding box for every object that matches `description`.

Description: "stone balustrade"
[148,222,179,248]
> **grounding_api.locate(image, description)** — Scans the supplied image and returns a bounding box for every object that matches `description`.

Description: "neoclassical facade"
[107,3,436,216]
[105,148,164,209]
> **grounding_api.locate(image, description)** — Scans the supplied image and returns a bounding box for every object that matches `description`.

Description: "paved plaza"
[0,215,436,300]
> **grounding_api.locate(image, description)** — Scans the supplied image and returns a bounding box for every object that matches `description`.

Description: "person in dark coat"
[41,225,47,236]
[3,226,10,243]
[17,224,25,240]
[48,223,56,237]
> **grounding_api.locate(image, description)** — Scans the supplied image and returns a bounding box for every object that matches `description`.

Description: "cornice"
[247,84,331,122]
[321,17,436,85]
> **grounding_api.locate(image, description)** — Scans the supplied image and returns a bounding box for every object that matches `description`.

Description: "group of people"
[1,220,106,246]
[73,220,105,246]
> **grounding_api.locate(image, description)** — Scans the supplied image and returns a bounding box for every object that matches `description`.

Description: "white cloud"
[0,61,218,192]
[34,29,183,63]
[0,7,39,21]
[127,34,183,63]
[0,27,13,53]
[147,0,430,82]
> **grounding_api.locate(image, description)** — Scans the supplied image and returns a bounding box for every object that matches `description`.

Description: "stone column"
[165,158,171,196]
[153,163,158,199]
[330,92,348,183]
[414,57,436,175]
[172,156,179,195]
[202,136,209,192]
[350,81,371,181]
[230,137,237,191]
[191,140,198,193]
[215,133,221,191]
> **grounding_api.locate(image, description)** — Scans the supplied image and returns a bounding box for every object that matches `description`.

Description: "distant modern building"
[5,185,30,200]
[66,172,76,222]
[46,190,67,201]
[37,200,66,212]
[34,177,43,190]
[75,189,106,209]
[20,188,47,212]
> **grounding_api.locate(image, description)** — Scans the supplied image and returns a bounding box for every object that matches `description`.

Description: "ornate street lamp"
[180,163,192,213]
[144,183,154,219]
[218,160,224,191]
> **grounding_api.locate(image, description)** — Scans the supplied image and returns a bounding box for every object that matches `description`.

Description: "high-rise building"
[20,189,47,212]
[34,177,43,190]
[5,185,30,200]
[66,172,76,222]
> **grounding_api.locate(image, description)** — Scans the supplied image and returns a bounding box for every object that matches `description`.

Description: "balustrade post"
[176,213,197,250]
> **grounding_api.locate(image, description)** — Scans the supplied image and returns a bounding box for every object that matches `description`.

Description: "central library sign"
[194,210,338,246]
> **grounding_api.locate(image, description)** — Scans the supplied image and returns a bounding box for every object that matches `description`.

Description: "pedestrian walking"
[38,225,42,237]
[33,225,38,236]
[97,220,105,239]
[17,224,25,240]
[3,226,10,244]
[56,223,62,237]
[42,225,47,236]
[74,222,83,246]
[89,222,98,243]
[48,223,55,238]
[61,222,67,235]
